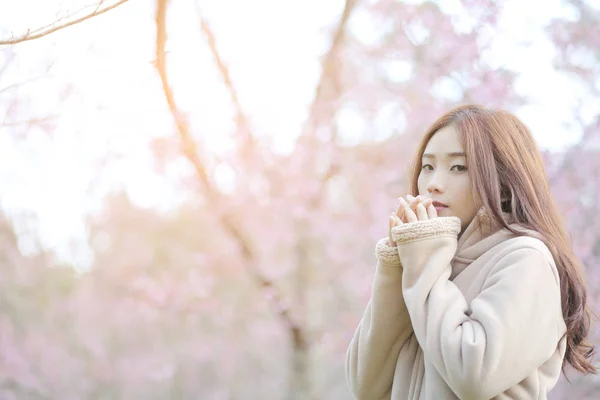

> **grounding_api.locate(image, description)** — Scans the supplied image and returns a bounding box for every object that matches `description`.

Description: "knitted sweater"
[346,210,567,399]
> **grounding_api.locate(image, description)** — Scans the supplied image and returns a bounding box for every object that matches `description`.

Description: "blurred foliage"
[0,0,600,398]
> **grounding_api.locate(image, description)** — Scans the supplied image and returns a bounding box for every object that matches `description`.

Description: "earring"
[476,206,492,225]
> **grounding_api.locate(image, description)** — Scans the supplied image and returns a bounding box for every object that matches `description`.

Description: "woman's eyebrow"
[422,152,466,158]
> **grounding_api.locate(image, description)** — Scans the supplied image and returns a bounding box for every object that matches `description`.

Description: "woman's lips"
[432,201,448,212]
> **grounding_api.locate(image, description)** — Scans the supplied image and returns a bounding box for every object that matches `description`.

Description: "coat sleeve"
[394,217,565,399]
[345,237,417,400]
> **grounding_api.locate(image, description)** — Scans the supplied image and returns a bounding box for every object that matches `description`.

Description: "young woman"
[345,104,596,399]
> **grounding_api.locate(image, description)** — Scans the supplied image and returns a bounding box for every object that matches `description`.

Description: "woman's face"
[417,124,479,231]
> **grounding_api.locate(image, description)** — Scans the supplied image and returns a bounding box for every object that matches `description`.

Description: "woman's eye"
[451,165,467,172]
[422,164,433,171]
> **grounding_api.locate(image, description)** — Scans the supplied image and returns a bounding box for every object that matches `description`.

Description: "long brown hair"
[409,104,596,374]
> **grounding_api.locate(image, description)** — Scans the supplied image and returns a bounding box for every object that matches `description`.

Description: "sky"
[0,0,595,270]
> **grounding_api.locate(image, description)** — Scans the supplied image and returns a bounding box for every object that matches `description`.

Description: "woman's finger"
[389,214,395,244]
[404,205,418,223]
[395,197,406,220]
[408,196,421,211]
[416,203,428,220]
[427,203,437,219]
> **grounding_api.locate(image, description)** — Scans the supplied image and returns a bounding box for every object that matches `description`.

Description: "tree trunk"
[288,232,311,400]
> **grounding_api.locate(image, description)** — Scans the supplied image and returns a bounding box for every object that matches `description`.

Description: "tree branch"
[300,0,357,201]
[154,0,307,348]
[193,0,253,147]
[154,0,213,197]
[0,0,131,46]
[0,115,57,129]
[0,75,52,95]
[302,0,358,138]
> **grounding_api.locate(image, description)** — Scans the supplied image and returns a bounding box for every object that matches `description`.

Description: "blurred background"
[0,0,599,398]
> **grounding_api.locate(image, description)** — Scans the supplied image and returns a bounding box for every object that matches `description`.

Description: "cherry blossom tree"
[545,0,600,397]
[0,0,599,398]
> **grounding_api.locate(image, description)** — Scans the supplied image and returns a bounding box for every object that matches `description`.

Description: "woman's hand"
[388,195,437,246]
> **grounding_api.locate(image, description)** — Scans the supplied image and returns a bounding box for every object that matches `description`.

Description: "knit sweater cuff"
[375,237,401,266]
[391,217,461,244]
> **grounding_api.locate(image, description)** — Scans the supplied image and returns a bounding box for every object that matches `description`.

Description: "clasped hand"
[388,195,438,246]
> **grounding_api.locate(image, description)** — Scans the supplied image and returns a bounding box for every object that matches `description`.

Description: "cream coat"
[346,210,567,399]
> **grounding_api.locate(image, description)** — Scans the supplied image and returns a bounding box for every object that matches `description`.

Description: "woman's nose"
[427,176,445,193]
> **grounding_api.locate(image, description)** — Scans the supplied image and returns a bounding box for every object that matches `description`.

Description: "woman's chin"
[436,208,459,220]
[435,206,449,215]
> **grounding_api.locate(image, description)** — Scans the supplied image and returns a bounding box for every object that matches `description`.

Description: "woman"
[345,104,596,399]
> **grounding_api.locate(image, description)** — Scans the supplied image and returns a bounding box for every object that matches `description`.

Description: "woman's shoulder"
[495,227,559,279]
[504,234,553,261]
